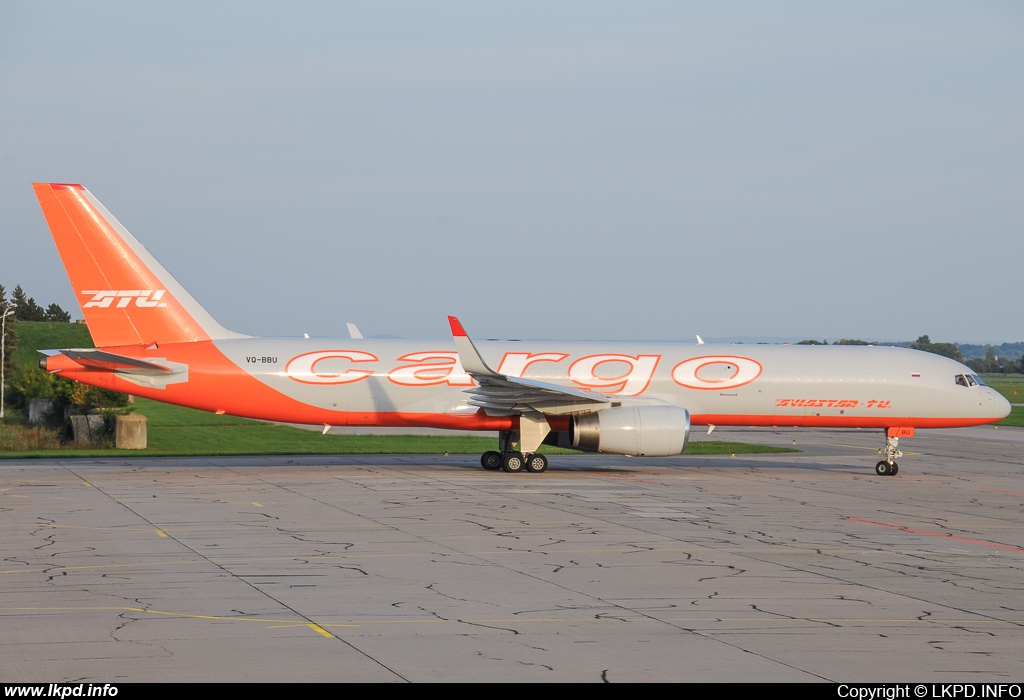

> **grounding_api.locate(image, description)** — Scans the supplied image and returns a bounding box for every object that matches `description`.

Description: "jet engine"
[570,405,690,456]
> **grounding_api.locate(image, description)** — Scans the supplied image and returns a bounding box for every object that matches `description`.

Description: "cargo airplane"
[32,183,1011,475]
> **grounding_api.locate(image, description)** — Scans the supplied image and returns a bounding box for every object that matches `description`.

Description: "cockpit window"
[955,374,984,388]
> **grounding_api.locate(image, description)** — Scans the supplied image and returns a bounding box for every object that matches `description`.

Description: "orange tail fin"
[33,183,246,347]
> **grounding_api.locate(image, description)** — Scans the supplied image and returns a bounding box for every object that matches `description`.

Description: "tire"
[481,451,502,470]
[502,452,525,473]
[524,454,548,473]
[875,461,891,476]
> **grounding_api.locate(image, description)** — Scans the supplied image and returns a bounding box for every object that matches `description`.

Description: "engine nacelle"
[571,405,690,456]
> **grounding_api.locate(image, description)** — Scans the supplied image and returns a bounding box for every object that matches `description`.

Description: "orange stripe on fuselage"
[690,413,998,429]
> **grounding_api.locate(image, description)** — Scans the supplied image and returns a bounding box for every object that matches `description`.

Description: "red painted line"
[585,471,657,485]
[845,517,1024,553]
[979,488,1024,497]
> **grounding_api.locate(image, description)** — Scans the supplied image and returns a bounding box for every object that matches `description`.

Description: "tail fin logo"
[82,290,168,309]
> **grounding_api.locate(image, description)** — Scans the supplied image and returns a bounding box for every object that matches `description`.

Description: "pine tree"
[44,303,71,323]
[11,285,44,322]
[10,284,27,312]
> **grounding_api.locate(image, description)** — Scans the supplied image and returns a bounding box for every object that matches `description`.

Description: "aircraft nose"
[992,390,1011,420]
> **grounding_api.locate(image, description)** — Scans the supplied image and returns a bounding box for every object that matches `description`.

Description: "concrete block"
[28,399,53,424]
[115,414,147,450]
[69,415,94,447]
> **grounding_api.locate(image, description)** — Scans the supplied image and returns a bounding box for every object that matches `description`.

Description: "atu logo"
[671,355,762,390]
[82,290,168,308]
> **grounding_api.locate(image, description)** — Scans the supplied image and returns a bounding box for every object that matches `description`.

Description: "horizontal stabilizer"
[58,349,173,374]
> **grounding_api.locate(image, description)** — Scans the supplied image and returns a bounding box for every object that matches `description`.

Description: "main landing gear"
[479,430,549,474]
[480,450,548,473]
[875,433,903,476]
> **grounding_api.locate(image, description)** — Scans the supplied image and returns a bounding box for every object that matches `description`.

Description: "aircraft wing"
[448,316,611,416]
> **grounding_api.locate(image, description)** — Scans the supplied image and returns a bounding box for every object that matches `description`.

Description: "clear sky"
[2,2,1021,343]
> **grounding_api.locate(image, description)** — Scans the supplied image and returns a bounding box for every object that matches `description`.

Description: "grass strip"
[1,398,795,458]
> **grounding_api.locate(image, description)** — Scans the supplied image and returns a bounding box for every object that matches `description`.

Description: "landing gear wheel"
[502,452,525,473]
[889,462,898,476]
[481,451,502,470]
[876,461,893,476]
[524,454,548,473]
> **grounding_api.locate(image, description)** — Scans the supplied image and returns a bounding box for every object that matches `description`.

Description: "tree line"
[1,283,74,381]
[1,284,127,422]
[2,284,72,323]
[795,335,1024,374]
[903,335,1024,374]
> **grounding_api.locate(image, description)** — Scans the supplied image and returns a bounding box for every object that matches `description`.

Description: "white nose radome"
[992,391,1012,421]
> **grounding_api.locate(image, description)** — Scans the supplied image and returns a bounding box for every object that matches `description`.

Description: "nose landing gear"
[875,433,903,476]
